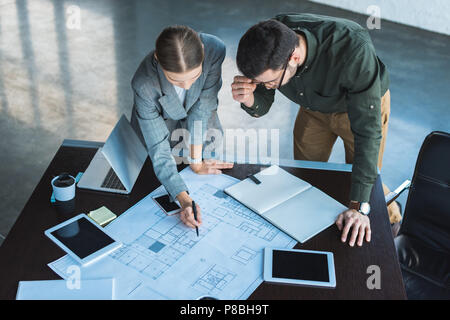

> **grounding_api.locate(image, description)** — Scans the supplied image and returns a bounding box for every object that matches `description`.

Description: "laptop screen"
[101,115,147,191]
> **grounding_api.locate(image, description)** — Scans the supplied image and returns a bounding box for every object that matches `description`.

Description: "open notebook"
[224,165,347,243]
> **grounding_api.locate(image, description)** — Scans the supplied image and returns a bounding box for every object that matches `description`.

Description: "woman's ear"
[154,52,158,61]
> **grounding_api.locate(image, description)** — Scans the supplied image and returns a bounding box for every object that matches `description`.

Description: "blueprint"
[48,167,296,299]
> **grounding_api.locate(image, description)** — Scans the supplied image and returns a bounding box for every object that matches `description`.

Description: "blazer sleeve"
[186,39,226,146]
[133,88,188,200]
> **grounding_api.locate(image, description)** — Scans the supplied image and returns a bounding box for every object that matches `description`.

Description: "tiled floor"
[0,0,449,242]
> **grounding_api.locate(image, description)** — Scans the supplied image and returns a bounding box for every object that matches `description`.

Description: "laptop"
[77,115,147,194]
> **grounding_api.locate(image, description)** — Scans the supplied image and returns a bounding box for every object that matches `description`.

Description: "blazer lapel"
[156,60,187,120]
[184,69,205,113]
[184,84,198,113]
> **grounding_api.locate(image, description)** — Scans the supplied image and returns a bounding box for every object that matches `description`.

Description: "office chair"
[386,131,450,299]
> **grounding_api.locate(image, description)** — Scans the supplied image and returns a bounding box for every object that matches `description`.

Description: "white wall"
[310,0,450,35]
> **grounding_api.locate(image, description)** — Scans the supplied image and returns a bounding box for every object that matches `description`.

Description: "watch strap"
[349,201,370,215]
[349,201,361,211]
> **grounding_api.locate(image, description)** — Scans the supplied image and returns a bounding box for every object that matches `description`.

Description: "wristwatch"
[349,201,371,215]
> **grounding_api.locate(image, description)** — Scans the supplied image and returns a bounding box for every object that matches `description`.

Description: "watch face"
[360,202,371,215]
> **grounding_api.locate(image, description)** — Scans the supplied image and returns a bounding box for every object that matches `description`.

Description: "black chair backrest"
[399,131,450,254]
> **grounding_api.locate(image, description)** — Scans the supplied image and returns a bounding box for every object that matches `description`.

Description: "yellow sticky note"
[88,206,117,227]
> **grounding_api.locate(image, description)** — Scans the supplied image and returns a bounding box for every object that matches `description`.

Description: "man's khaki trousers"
[293,90,401,223]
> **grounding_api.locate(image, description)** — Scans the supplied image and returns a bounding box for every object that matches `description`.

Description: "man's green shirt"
[241,13,390,203]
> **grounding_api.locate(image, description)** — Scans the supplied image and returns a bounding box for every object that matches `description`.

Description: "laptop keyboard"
[101,168,126,190]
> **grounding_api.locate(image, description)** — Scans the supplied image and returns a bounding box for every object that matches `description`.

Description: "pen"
[192,200,199,237]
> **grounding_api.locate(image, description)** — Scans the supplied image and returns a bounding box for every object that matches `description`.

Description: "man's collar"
[292,27,318,74]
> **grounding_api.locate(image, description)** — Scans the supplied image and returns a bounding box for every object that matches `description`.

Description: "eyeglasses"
[277,55,290,89]
[252,49,294,89]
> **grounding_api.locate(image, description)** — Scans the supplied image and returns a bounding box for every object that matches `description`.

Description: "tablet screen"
[272,250,329,282]
[51,217,115,259]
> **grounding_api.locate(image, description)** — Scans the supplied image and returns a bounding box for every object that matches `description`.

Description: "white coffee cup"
[51,174,76,201]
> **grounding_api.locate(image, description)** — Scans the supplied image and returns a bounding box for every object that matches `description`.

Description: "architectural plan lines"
[232,246,258,265]
[192,264,236,295]
[109,212,220,280]
[194,184,281,242]
[48,167,297,299]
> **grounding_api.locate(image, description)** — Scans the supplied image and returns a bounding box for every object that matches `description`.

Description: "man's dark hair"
[155,25,204,73]
[236,19,299,79]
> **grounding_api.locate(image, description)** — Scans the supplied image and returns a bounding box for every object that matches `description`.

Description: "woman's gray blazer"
[130,33,226,200]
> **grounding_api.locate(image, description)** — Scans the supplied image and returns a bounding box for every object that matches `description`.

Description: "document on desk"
[224,165,346,243]
[16,278,115,300]
[48,167,297,300]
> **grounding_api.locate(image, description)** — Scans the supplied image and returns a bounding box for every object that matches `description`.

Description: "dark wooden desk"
[0,143,406,300]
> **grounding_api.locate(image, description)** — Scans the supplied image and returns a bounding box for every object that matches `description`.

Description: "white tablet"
[263,247,336,288]
[45,214,122,266]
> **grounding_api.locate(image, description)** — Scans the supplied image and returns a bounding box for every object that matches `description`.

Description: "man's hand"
[177,192,202,229]
[335,209,371,247]
[231,76,257,107]
[190,159,234,175]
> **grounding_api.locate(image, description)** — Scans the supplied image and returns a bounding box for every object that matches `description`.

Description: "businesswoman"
[130,25,233,228]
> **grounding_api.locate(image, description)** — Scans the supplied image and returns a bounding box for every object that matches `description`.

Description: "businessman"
[231,13,401,247]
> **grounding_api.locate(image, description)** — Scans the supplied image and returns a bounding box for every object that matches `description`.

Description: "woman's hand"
[176,191,202,229]
[190,159,234,174]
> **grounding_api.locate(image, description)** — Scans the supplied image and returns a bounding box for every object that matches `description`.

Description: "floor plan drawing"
[109,208,221,281]
[195,183,281,242]
[192,264,236,296]
[232,246,258,265]
[48,167,297,299]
